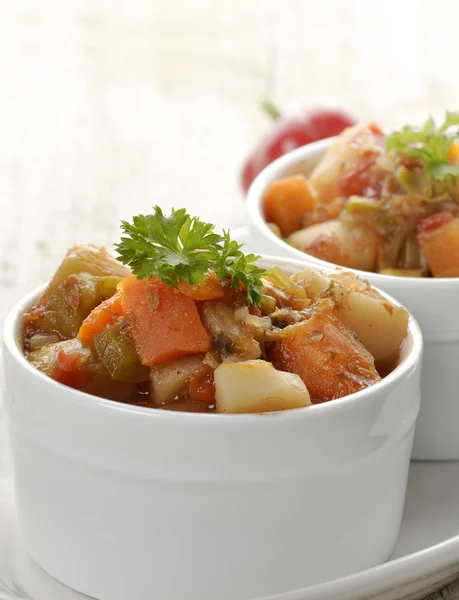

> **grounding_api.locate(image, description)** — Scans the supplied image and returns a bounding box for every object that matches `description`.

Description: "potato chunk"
[272,313,380,402]
[214,360,311,414]
[150,355,204,407]
[49,245,130,289]
[287,220,380,272]
[309,123,380,203]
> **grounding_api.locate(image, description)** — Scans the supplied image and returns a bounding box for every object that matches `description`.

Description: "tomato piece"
[52,348,90,388]
[338,153,383,198]
[417,212,454,233]
[188,366,215,403]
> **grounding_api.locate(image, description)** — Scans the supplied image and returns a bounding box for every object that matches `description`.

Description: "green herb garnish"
[115,206,266,306]
[386,111,459,181]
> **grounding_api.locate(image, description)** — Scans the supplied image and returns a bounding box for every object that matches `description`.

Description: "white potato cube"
[214,360,311,414]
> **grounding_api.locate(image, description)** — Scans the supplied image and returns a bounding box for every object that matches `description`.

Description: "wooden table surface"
[1,1,459,598]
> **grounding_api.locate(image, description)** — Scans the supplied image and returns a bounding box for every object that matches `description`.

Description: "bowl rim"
[246,136,459,287]
[2,255,422,425]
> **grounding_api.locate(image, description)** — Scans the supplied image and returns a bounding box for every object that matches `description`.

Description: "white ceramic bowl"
[247,141,459,461]
[2,257,422,600]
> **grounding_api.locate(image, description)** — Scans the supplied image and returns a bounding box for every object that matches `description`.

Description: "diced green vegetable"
[101,276,122,299]
[24,273,124,342]
[94,323,149,382]
[395,165,433,197]
[261,267,310,310]
[48,245,130,291]
[259,294,277,315]
[28,338,140,402]
[345,196,383,212]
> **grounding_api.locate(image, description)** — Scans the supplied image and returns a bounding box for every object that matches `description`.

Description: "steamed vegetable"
[199,302,261,361]
[120,276,210,366]
[93,322,149,382]
[272,313,381,401]
[292,267,409,365]
[263,176,316,237]
[77,291,124,344]
[288,220,380,272]
[24,272,122,344]
[27,338,138,402]
[150,355,205,406]
[308,123,382,204]
[47,245,130,290]
[417,214,459,277]
[214,360,311,413]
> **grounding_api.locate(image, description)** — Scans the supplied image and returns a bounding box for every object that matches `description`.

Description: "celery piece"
[94,324,149,382]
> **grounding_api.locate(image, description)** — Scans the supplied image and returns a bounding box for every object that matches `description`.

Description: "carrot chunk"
[263,175,316,237]
[417,215,459,277]
[120,276,210,366]
[77,291,124,344]
[271,313,380,402]
[177,271,225,300]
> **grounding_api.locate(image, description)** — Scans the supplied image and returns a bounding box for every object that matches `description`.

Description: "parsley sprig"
[115,206,266,306]
[386,111,459,181]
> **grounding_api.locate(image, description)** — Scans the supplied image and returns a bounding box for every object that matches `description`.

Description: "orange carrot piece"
[447,141,459,165]
[120,276,210,366]
[263,175,316,237]
[77,291,124,344]
[271,313,380,402]
[418,216,459,277]
[177,271,225,300]
[367,121,384,136]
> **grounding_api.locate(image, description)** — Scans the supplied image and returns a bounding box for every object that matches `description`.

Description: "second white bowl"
[247,141,459,460]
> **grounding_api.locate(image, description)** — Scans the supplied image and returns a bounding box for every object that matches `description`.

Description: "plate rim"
[259,528,459,599]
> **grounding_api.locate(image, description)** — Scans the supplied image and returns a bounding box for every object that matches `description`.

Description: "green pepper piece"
[48,244,130,291]
[24,273,124,342]
[345,196,383,212]
[94,323,149,382]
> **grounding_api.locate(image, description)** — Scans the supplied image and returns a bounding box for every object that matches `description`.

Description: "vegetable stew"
[23,209,408,413]
[263,113,459,277]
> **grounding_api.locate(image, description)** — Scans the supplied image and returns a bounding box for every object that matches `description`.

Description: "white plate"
[1,233,459,600]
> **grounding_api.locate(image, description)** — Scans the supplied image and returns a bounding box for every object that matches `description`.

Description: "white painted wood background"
[0,2,458,597]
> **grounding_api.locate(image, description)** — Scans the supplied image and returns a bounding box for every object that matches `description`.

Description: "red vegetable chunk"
[416,212,454,233]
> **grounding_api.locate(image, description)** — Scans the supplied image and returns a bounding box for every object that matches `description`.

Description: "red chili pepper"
[417,212,454,233]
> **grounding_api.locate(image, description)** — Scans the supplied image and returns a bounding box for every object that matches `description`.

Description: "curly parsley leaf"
[115,206,266,306]
[386,112,459,181]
